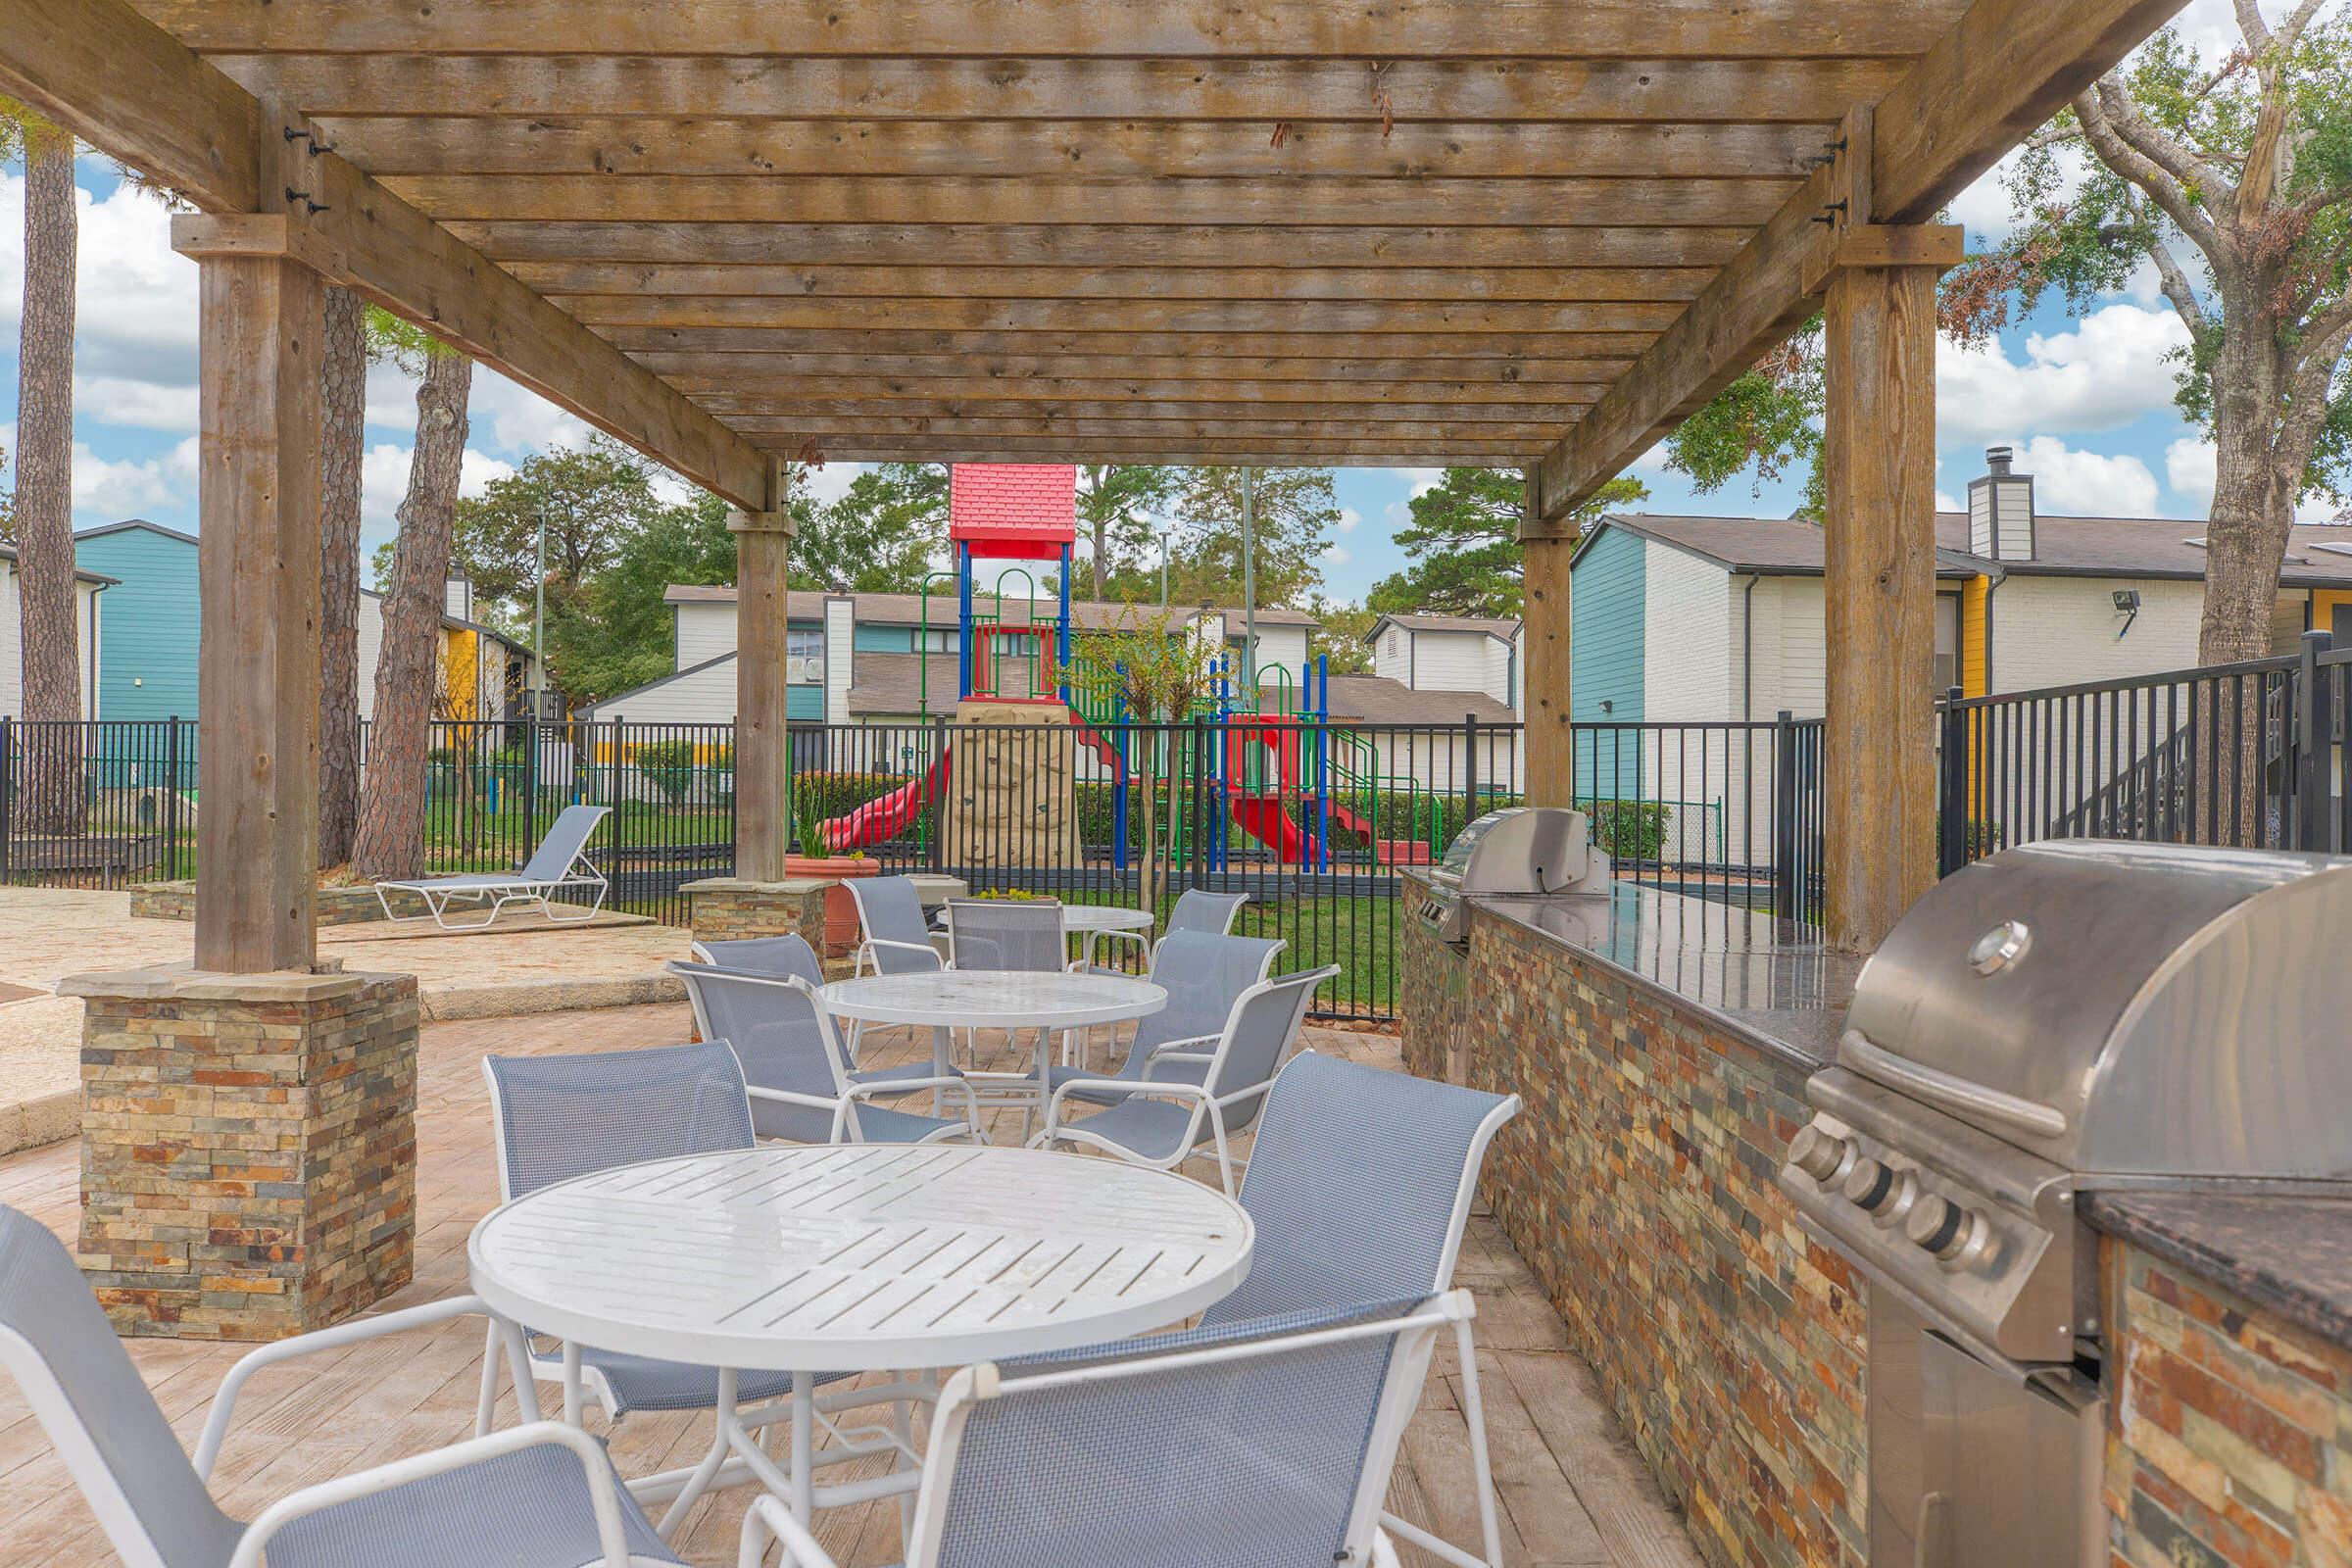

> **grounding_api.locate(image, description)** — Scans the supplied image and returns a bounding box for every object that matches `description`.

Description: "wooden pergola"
[2,0,2183,967]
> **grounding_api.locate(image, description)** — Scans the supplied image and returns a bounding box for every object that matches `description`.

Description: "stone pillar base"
[684,874,967,960]
[64,964,419,1341]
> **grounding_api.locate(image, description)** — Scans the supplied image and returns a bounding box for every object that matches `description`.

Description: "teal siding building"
[74,520,200,723]
[1567,523,1644,798]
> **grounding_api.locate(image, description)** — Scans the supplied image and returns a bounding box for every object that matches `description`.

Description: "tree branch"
[2233,0,2277,55]
[2275,0,2330,52]
[2146,232,2212,336]
[2077,82,2227,262]
[2275,308,2352,477]
[2094,75,2239,211]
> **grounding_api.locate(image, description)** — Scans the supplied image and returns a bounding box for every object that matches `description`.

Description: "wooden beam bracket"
[727,507,797,538]
[1801,223,1965,296]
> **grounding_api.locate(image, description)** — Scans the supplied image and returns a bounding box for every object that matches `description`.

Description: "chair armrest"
[744,1085,846,1111]
[1141,1033,1221,1059]
[841,1075,982,1136]
[197,1294,508,1480]
[862,937,945,970]
[1041,1077,1213,1140]
[229,1421,633,1568]
[740,1493,846,1568]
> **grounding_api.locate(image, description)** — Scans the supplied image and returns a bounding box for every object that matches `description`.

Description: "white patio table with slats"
[468,1142,1251,1525]
[819,969,1167,1086]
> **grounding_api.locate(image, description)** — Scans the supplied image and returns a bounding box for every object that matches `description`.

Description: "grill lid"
[1844,840,2352,1177]
[1432,807,1608,896]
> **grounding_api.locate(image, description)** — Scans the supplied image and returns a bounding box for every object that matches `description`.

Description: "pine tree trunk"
[316,287,367,868]
[353,351,472,881]
[1090,518,1108,600]
[16,120,84,837]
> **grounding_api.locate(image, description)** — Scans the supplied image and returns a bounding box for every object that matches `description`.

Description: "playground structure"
[815,464,1457,870]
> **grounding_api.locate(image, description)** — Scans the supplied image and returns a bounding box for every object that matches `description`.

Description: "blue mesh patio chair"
[689,933,826,974]
[1081,887,1253,978]
[374,802,610,929]
[0,1202,681,1568]
[940,898,1065,973]
[679,934,952,1099]
[1207,1050,1524,1568]
[739,1291,1476,1568]
[1045,928,1281,1103]
[844,875,949,1064]
[1032,963,1339,1194]
[669,959,983,1144]
[480,1041,918,1534]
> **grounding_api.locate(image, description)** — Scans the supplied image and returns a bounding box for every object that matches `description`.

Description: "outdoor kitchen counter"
[1410,874,1867,1070]
[2084,1189,2352,1352]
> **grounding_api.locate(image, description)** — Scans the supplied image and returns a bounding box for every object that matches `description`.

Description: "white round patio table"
[932,902,1155,968]
[469,1143,1250,1525]
[820,969,1166,1085]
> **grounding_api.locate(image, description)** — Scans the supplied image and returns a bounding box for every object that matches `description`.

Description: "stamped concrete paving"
[0,1003,1701,1568]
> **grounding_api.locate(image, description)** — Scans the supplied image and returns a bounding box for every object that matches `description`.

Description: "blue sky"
[2,0,2314,606]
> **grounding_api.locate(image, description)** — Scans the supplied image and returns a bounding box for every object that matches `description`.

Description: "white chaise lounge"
[374,803,612,929]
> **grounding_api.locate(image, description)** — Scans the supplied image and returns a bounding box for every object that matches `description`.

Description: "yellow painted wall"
[1960,574,1990,699]
[2314,589,2352,640]
[441,628,482,719]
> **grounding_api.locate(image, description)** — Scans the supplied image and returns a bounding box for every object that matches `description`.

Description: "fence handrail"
[1937,653,2300,711]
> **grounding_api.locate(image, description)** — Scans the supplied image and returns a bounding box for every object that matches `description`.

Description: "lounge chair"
[479,1041,914,1532]
[1032,962,1338,1194]
[739,1292,1474,1568]
[0,1202,682,1568]
[668,960,983,1145]
[374,803,611,929]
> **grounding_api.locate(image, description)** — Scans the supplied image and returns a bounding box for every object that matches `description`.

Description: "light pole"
[1156,526,1173,608]
[1240,466,1257,696]
[533,501,549,712]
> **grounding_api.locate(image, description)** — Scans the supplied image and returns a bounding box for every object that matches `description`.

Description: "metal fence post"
[1938,686,1968,875]
[1771,710,1795,919]
[165,716,182,880]
[523,709,540,858]
[1191,713,1209,891]
[0,715,13,884]
[1462,712,1480,829]
[2294,630,2332,850]
[930,714,949,874]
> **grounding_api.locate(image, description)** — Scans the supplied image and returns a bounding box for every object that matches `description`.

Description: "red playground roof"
[949,464,1078,557]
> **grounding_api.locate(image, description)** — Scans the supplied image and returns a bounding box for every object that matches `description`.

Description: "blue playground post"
[1110,673,1129,873]
[1056,544,1074,704]
[1312,655,1334,871]
[956,543,975,699]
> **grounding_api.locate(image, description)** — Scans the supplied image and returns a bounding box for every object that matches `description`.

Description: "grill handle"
[1838,1029,2070,1142]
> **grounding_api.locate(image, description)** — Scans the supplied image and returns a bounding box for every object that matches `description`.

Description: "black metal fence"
[0,709,1828,1019]
[1937,631,2352,868]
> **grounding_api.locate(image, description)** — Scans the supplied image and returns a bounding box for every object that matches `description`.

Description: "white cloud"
[0,172,200,391]
[1936,490,1964,513]
[74,375,198,433]
[796,462,867,508]
[70,436,196,522]
[2165,437,2216,512]
[1936,304,2191,442]
[1323,544,1352,566]
[1387,467,1444,498]
[1336,506,1362,534]
[358,443,515,537]
[1991,435,2160,516]
[469,370,596,458]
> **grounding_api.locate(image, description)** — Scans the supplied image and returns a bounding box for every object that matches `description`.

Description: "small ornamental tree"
[1057,609,1224,915]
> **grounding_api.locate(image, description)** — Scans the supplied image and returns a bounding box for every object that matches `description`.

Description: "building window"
[919,628,960,654]
[787,627,822,660]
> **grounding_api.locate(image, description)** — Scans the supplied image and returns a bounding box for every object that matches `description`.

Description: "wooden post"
[181,237,326,972]
[1819,226,1956,951]
[1522,526,1574,810]
[731,459,795,882]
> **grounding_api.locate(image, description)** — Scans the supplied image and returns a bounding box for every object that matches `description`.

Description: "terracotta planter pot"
[784,855,880,956]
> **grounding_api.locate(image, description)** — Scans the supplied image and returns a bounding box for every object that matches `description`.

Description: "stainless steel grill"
[1779,839,2352,1566]
[1410,807,1612,948]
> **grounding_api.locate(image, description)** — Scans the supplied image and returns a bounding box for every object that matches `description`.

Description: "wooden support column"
[731,458,796,883]
[1817,222,1959,951]
[180,230,326,972]
[1522,475,1573,808]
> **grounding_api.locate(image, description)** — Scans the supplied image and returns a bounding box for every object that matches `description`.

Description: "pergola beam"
[566,298,1686,334]
[220,54,1909,123]
[726,416,1580,441]
[387,175,1792,228]
[457,223,1756,270]
[319,119,1828,181]
[798,440,1528,463]
[651,355,1630,386]
[605,328,1665,361]
[684,389,1601,414]
[1527,0,2194,526]
[143,2,1966,60]
[516,265,1718,305]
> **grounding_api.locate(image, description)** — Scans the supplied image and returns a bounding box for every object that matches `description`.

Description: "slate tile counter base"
[1400,880,2352,1568]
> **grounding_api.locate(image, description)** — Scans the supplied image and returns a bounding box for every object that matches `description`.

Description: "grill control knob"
[1841,1158,1898,1214]
[1906,1196,1977,1261]
[1787,1126,1850,1183]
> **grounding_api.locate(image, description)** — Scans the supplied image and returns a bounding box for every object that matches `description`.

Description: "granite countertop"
[1424,875,1865,1072]
[2083,1191,2352,1353]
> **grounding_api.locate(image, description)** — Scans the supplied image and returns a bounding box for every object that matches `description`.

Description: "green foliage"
[0,435,15,544]
[1308,599,1377,674]
[1662,328,1829,516]
[451,436,663,620]
[1059,605,1226,722]
[1074,465,1181,593]
[792,463,947,593]
[1155,467,1340,608]
[791,785,830,858]
[1363,468,1648,616]
[632,738,697,806]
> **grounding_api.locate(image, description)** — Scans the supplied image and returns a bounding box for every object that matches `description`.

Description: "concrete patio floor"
[0,1002,1701,1568]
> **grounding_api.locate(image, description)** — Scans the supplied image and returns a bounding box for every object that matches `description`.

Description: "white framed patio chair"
[843,875,949,1064]
[680,934,956,1103]
[939,896,1064,972]
[739,1291,1476,1568]
[1202,1050,1524,1568]
[1080,886,1253,977]
[374,802,611,929]
[669,959,984,1144]
[0,1202,681,1568]
[480,1041,924,1533]
[1032,962,1338,1194]
[1050,926,1281,1085]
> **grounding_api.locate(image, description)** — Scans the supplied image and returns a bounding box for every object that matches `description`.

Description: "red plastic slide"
[824,752,953,852]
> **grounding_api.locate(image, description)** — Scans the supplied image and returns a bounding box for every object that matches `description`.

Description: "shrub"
[634,738,697,806]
